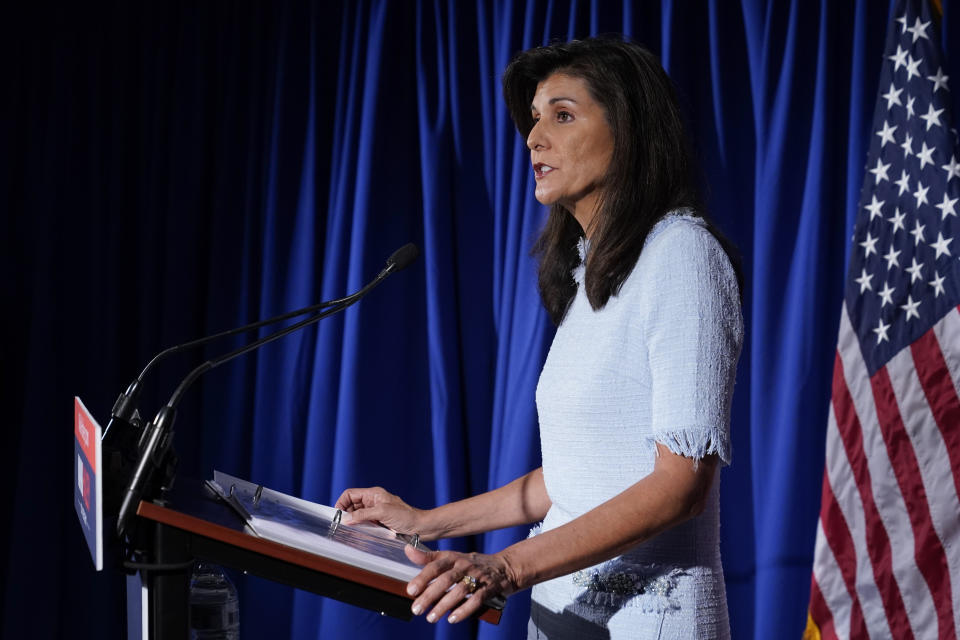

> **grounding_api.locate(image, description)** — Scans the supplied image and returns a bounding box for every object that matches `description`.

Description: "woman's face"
[527,72,614,231]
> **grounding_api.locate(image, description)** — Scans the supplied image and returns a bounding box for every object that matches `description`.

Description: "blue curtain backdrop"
[3,1,959,638]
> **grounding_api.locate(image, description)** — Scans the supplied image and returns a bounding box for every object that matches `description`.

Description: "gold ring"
[460,575,478,593]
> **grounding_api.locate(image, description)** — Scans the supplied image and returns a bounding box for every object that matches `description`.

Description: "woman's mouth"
[534,163,555,179]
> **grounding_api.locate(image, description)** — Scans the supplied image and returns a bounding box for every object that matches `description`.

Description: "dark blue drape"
[4,1,959,639]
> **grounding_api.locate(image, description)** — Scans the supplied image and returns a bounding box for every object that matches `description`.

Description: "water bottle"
[189,562,240,639]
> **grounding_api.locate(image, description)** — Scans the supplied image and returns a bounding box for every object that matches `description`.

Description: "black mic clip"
[110,381,141,427]
[103,382,148,516]
[115,405,179,539]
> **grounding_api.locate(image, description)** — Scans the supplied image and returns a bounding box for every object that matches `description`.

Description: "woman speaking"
[336,37,743,640]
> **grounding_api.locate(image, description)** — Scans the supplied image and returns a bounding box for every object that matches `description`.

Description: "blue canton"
[847,0,960,376]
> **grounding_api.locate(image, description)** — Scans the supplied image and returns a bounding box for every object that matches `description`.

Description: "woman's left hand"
[404,545,519,624]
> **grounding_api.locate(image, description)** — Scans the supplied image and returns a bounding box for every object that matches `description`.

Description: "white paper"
[212,471,423,582]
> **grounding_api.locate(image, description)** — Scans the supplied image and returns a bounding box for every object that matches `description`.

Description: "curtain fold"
[3,1,958,638]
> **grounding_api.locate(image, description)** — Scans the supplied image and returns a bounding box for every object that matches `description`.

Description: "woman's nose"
[527,120,546,150]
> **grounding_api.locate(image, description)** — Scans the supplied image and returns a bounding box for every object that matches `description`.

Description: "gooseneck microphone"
[103,252,410,440]
[114,243,419,537]
[165,243,418,410]
[104,243,420,438]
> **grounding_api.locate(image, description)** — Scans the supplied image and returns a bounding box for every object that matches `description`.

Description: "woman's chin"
[533,191,556,206]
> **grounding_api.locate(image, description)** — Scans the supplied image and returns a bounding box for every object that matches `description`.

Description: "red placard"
[74,396,103,571]
[75,397,97,473]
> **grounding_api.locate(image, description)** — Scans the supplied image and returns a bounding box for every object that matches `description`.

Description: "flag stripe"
[813,515,857,640]
[838,306,934,636]
[831,352,915,639]
[817,459,867,639]
[911,328,960,502]
[818,447,860,617]
[888,338,960,636]
[810,576,841,640]
[931,307,960,397]
[871,366,957,640]
[822,392,890,637]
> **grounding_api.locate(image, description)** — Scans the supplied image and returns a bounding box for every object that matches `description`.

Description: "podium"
[127,478,502,638]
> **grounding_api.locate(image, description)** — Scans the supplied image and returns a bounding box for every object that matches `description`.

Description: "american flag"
[806,1,960,639]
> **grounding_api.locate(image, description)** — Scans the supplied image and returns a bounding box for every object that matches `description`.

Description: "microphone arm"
[115,244,419,537]
[103,279,357,440]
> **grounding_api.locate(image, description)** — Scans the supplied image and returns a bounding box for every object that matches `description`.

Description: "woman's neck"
[567,191,602,239]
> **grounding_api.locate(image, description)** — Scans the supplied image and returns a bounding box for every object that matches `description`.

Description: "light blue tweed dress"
[528,212,743,640]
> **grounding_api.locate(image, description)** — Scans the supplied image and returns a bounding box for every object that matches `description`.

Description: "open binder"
[132,471,504,635]
[207,471,428,583]
[207,471,505,614]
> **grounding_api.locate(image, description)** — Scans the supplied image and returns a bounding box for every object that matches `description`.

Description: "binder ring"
[330,509,343,533]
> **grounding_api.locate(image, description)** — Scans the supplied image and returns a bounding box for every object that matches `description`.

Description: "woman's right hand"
[334,487,428,539]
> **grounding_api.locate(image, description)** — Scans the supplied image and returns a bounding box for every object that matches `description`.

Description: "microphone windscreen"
[387,243,420,272]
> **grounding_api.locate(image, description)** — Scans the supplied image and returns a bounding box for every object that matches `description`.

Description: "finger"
[406,554,445,598]
[423,579,475,623]
[334,488,370,511]
[342,507,378,525]
[411,572,459,618]
[411,559,480,618]
[404,543,433,566]
[446,590,484,625]
[407,554,453,601]
[332,489,352,511]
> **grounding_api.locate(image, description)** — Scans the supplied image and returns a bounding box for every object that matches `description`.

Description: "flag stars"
[906,54,923,80]
[870,157,891,184]
[895,170,911,196]
[883,245,901,269]
[920,103,944,131]
[874,318,891,344]
[865,195,885,220]
[889,44,908,70]
[910,219,926,245]
[906,17,931,42]
[927,67,949,92]
[888,207,906,233]
[860,232,879,257]
[943,156,960,181]
[913,181,930,208]
[900,295,921,321]
[929,271,946,297]
[876,120,898,147]
[931,232,953,259]
[878,281,896,306]
[906,257,924,283]
[849,20,957,355]
[917,142,936,169]
[900,133,915,158]
[935,193,958,220]
[883,83,904,110]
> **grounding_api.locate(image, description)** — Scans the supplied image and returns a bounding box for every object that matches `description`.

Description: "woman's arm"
[404,444,717,624]
[501,444,716,586]
[334,467,551,542]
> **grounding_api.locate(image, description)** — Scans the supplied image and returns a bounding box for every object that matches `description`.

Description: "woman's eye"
[556,111,572,122]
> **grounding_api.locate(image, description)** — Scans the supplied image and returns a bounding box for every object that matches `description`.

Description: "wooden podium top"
[136,479,503,625]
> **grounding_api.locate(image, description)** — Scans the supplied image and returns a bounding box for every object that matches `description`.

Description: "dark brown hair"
[502,37,739,324]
